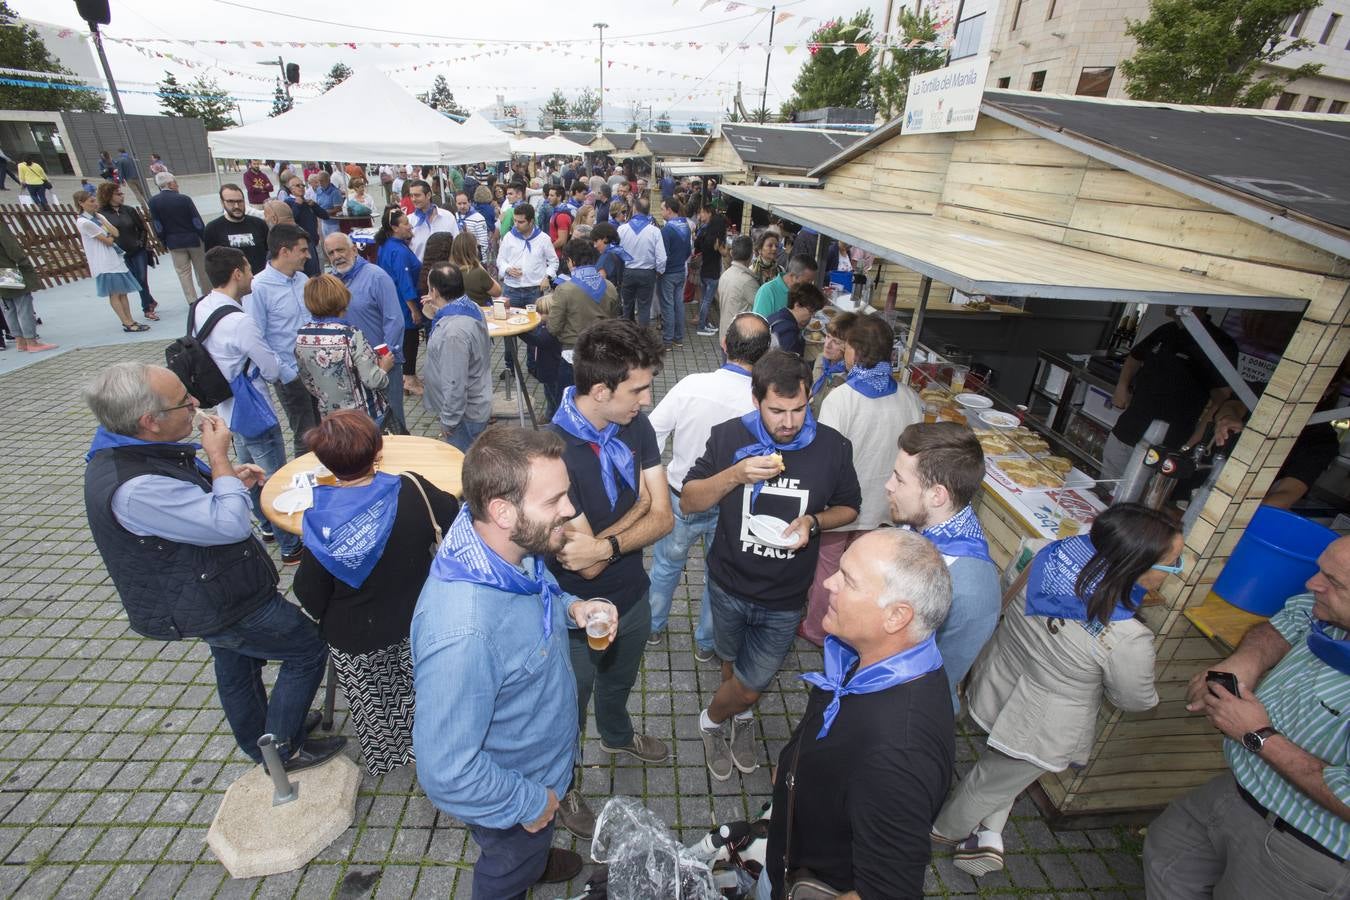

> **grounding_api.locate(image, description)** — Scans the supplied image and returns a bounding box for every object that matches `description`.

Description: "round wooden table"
[259,435,464,536]
[487,309,543,427]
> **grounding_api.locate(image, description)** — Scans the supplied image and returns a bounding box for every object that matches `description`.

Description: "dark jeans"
[26,185,48,209]
[383,359,408,435]
[124,248,156,313]
[442,417,489,452]
[403,326,421,376]
[502,285,541,375]
[273,377,321,458]
[568,592,651,746]
[619,268,657,326]
[468,820,555,900]
[698,276,719,329]
[199,592,329,763]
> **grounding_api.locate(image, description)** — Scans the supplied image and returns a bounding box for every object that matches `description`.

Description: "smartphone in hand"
[1206,670,1240,697]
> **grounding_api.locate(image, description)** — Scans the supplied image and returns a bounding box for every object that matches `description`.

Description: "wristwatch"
[605,535,622,563]
[808,514,821,538]
[1242,726,1280,754]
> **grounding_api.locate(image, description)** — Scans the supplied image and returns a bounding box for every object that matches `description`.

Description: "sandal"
[122,322,150,332]
[144,310,160,320]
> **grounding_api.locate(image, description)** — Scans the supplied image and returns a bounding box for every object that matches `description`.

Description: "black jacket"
[147,189,204,249]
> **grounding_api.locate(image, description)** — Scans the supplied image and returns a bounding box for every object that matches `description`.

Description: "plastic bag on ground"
[590,796,720,900]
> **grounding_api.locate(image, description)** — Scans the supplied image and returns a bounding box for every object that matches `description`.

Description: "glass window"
[1321,13,1342,44]
[1304,96,1325,113]
[950,13,986,60]
[1011,0,1027,31]
[1075,67,1115,97]
[1289,9,1310,36]
[1329,100,1347,115]
[997,76,1011,88]
[1029,70,1047,92]
[1275,92,1298,110]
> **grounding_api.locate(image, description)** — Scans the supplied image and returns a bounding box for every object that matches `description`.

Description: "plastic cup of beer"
[314,464,337,487]
[923,401,939,424]
[585,607,614,651]
[949,364,970,393]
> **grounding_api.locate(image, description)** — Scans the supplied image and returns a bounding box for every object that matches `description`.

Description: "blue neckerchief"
[719,363,750,376]
[812,359,846,395]
[665,217,690,240]
[412,206,434,228]
[474,201,496,231]
[569,265,606,301]
[732,408,817,502]
[922,505,993,565]
[628,213,652,234]
[85,427,211,477]
[551,387,636,509]
[561,199,580,215]
[600,244,633,265]
[801,635,944,739]
[1308,616,1350,675]
[335,256,367,285]
[845,361,898,398]
[515,226,543,253]
[301,472,401,588]
[427,296,484,336]
[1024,535,1143,622]
[429,505,559,638]
[309,315,348,325]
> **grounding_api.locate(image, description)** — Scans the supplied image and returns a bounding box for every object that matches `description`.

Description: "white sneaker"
[952,828,1005,876]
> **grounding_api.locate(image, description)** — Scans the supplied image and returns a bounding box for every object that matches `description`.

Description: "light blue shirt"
[618,219,667,273]
[338,261,405,364]
[244,264,309,383]
[112,473,254,546]
[312,183,344,235]
[411,563,581,829]
[934,555,1002,714]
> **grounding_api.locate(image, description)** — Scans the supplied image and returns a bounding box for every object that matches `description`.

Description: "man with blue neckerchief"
[1144,536,1350,898]
[682,349,861,782]
[756,529,955,900]
[412,426,615,898]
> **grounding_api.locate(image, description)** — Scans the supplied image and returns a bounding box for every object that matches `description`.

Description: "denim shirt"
[410,561,580,829]
[244,264,309,383]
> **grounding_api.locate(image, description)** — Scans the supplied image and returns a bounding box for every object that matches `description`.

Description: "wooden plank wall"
[824,116,1350,818]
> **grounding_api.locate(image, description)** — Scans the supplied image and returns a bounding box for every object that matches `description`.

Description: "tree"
[625,100,644,133]
[1121,0,1323,107]
[569,88,600,131]
[687,121,710,135]
[539,89,569,129]
[780,11,874,120]
[322,62,353,93]
[0,1,104,112]
[418,75,467,117]
[156,71,236,130]
[870,8,949,120]
[269,80,293,118]
[653,114,672,133]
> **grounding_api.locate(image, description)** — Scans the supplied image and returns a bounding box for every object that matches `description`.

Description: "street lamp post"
[73,2,154,206]
[594,22,608,131]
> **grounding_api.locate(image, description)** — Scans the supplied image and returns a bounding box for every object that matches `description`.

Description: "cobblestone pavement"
[0,326,1148,898]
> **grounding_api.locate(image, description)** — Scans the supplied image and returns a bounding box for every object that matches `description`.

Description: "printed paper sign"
[902,56,991,135]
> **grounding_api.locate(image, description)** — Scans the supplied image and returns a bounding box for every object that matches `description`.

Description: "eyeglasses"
[1151,553,1186,575]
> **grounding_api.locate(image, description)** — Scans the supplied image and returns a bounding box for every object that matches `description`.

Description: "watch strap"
[606,535,621,562]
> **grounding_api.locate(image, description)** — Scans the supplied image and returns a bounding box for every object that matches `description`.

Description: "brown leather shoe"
[537,847,583,884]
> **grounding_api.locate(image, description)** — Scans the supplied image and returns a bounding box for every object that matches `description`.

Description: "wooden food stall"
[719,91,1350,823]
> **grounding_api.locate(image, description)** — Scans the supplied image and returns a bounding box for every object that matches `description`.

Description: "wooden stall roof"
[718,184,1303,309]
[668,162,745,177]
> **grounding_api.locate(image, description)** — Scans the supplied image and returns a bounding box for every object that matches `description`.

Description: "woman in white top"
[800,314,922,644]
[344,177,380,218]
[932,503,1181,877]
[73,190,149,332]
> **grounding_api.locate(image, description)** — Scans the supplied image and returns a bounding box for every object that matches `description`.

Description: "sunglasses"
[1151,553,1186,575]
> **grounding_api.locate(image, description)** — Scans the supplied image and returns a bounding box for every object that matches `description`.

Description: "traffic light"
[74,0,111,25]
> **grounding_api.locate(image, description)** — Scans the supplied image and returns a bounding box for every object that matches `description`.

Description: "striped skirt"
[330,638,415,776]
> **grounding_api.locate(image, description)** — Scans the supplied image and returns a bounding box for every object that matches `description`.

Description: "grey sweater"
[422,314,493,431]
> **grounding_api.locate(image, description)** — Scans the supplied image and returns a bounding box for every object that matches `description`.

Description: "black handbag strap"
[782,730,806,891]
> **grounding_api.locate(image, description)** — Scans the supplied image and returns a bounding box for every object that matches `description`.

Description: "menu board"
[982,457,1106,540]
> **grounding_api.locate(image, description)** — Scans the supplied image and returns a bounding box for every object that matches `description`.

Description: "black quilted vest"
[84,442,278,639]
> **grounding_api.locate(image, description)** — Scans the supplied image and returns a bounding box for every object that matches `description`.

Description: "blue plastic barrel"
[827,271,853,293]
[1212,506,1337,615]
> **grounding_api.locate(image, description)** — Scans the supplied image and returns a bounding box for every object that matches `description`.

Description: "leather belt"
[1237,784,1345,863]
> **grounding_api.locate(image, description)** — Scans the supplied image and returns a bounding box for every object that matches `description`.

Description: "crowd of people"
[65,151,1349,900]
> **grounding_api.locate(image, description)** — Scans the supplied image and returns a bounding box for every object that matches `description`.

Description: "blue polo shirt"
[547,413,660,613]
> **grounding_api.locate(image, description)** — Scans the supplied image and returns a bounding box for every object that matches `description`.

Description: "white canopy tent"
[509,133,591,156]
[461,113,515,149]
[208,69,511,165]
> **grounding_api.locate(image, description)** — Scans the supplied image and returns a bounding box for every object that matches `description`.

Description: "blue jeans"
[26,185,48,209]
[467,820,556,900]
[648,487,715,651]
[383,359,408,434]
[502,285,541,375]
[199,592,329,762]
[699,276,719,329]
[619,267,657,326]
[442,418,489,452]
[124,248,156,314]
[233,424,301,556]
[657,270,687,344]
[708,578,803,694]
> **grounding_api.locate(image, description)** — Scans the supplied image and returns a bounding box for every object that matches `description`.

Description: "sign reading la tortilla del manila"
[902,56,991,136]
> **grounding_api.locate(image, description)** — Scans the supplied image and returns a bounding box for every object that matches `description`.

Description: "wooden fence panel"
[0,202,164,290]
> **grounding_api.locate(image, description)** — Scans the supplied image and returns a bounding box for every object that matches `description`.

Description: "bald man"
[1145,536,1350,898]
[262,199,294,228]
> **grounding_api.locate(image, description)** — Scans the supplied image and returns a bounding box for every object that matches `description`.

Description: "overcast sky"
[17,0,911,127]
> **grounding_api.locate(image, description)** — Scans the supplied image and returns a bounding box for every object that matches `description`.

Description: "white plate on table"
[506,314,531,325]
[979,410,1020,429]
[271,487,312,515]
[747,514,798,549]
[955,393,993,410]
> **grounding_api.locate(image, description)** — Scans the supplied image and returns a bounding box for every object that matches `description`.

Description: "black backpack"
[164,300,243,409]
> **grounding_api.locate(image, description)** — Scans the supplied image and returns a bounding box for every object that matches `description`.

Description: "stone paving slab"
[0,328,1147,897]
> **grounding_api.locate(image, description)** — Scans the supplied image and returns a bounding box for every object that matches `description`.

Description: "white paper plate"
[506,314,531,325]
[955,393,993,410]
[979,410,1020,429]
[747,514,798,549]
[271,487,312,515]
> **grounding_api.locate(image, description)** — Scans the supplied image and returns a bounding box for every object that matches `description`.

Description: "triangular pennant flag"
[854,43,870,54]
[783,44,797,54]
[775,11,793,24]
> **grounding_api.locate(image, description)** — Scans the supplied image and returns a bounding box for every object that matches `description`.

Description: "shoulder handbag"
[401,473,444,556]
[782,734,842,900]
